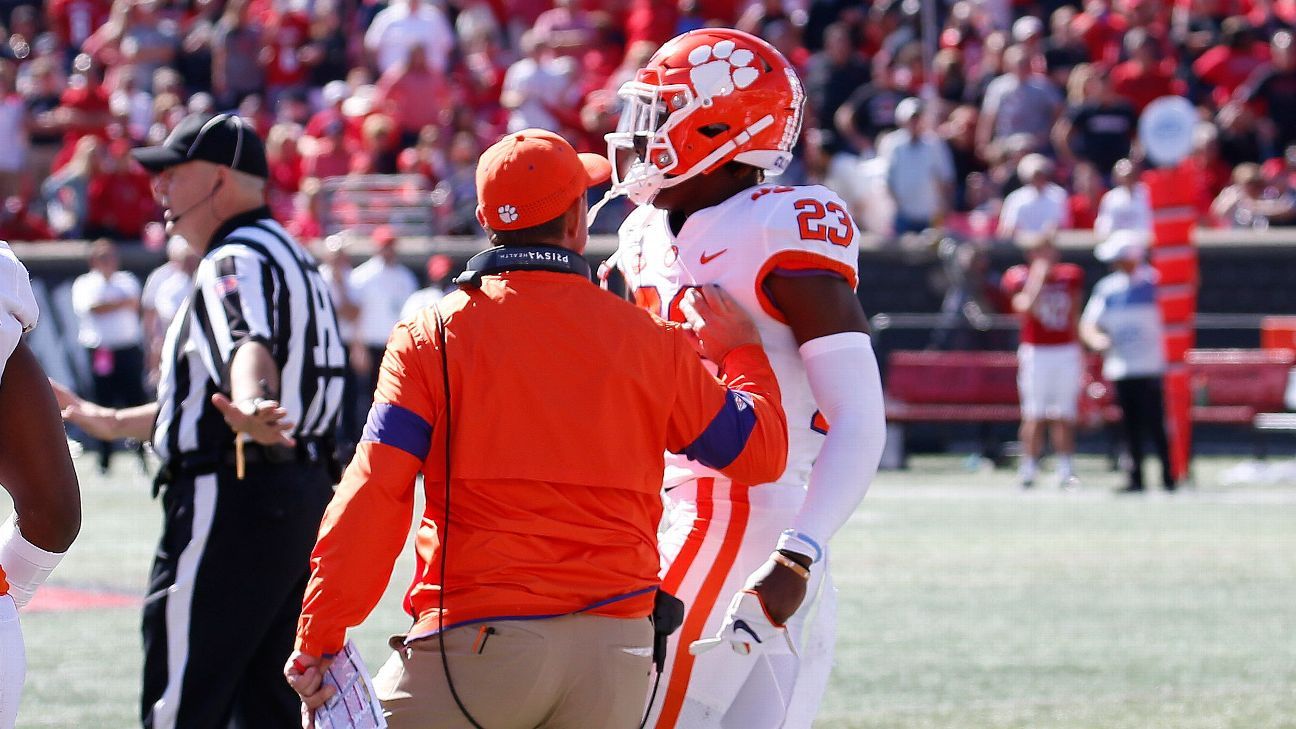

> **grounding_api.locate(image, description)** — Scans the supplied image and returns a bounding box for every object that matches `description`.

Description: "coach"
[55,112,347,729]
[286,129,789,729]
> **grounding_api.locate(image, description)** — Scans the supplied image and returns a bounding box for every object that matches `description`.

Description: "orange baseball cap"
[476,129,611,231]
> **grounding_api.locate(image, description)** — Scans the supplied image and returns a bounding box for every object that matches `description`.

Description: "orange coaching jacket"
[295,269,787,657]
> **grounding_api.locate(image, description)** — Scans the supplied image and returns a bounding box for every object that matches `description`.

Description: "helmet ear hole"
[698,123,730,139]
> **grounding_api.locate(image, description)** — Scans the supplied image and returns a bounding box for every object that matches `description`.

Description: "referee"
[54,112,347,729]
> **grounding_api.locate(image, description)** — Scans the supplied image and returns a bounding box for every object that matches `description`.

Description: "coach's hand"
[679,285,760,363]
[285,651,335,729]
[49,379,120,440]
[211,394,296,447]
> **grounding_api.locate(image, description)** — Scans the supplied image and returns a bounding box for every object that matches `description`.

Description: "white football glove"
[688,589,797,657]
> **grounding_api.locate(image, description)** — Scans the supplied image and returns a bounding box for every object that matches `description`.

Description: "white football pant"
[0,594,24,729]
[648,477,837,729]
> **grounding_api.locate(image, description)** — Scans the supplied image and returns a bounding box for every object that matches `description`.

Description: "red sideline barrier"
[1144,166,1199,481]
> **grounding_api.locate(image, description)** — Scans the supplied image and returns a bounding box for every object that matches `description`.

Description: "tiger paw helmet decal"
[687,39,759,104]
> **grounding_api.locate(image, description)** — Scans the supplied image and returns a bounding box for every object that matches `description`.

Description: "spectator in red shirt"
[1073,0,1128,65]
[350,113,401,175]
[47,0,113,53]
[1261,144,1296,190]
[397,125,446,185]
[302,118,352,180]
[625,0,678,46]
[1112,29,1187,112]
[266,123,304,219]
[1068,161,1107,229]
[456,33,508,120]
[86,138,158,239]
[0,196,55,241]
[305,81,349,140]
[286,177,326,240]
[42,55,115,174]
[1192,16,1271,107]
[1178,122,1234,220]
[377,44,453,146]
[260,9,313,105]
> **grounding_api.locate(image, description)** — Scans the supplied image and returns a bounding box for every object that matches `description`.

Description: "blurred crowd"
[1,0,1296,244]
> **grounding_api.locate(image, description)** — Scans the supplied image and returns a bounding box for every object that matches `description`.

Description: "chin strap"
[586,188,617,231]
[587,187,625,291]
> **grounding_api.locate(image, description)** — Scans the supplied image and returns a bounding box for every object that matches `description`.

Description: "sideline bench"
[1184,349,1293,426]
[883,351,1021,425]
[882,348,1294,465]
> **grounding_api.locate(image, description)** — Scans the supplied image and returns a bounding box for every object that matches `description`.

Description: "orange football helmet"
[606,27,806,205]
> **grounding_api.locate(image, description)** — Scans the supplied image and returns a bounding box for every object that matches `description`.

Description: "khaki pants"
[374,614,654,729]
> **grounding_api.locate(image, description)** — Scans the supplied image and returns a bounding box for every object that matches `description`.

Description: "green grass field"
[5,453,1295,728]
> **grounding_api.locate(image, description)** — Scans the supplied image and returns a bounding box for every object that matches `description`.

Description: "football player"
[601,28,886,729]
[0,241,80,729]
[1000,233,1085,488]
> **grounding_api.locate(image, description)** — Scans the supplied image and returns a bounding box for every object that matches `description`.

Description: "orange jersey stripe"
[661,478,715,597]
[655,480,751,729]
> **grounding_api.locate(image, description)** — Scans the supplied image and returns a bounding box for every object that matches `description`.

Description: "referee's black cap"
[132,112,269,178]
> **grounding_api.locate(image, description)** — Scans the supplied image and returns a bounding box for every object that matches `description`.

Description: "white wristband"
[0,513,66,609]
[776,529,823,564]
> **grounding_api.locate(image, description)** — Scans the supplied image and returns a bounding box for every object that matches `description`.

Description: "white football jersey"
[0,241,38,382]
[617,184,860,492]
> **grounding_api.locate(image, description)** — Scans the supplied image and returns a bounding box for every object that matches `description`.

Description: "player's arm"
[693,268,884,656]
[0,341,81,607]
[759,273,885,621]
[1012,258,1052,314]
[50,380,158,442]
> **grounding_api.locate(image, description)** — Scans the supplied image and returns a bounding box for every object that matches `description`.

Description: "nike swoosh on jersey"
[700,249,729,264]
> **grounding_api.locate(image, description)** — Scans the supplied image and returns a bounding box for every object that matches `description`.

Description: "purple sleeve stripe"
[360,402,432,461]
[680,390,758,470]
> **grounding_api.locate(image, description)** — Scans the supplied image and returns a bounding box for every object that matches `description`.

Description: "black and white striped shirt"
[152,207,346,463]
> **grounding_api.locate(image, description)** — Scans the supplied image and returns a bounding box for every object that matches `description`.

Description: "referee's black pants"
[1114,376,1174,489]
[142,460,334,729]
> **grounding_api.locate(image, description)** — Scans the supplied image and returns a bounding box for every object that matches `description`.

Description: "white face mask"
[605,79,694,206]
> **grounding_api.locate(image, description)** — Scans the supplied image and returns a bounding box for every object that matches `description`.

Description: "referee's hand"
[211,394,296,447]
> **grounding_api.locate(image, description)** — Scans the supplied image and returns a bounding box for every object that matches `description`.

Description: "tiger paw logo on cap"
[687,40,759,103]
[498,205,518,224]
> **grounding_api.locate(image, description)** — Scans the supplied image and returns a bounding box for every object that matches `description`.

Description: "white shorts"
[646,477,837,729]
[0,594,24,729]
[1017,342,1083,421]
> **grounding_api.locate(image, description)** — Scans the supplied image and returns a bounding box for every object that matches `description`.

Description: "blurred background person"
[69,239,146,474]
[319,233,362,462]
[139,235,197,390]
[1001,234,1085,488]
[1095,158,1153,237]
[400,253,452,320]
[1081,230,1175,493]
[364,0,455,76]
[39,136,100,239]
[879,97,956,235]
[998,153,1070,240]
[347,225,416,413]
[977,44,1063,157]
[1211,162,1296,228]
